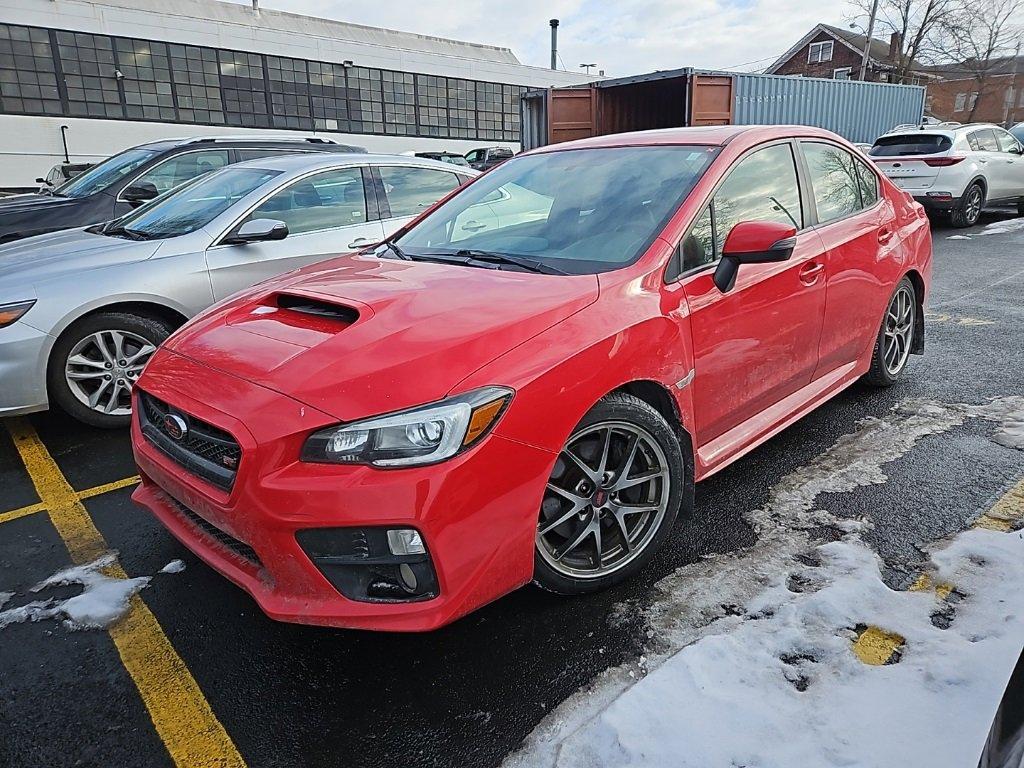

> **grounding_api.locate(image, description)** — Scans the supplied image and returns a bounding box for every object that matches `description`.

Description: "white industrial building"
[0,0,590,187]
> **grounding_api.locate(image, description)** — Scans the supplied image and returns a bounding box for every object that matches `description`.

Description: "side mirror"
[122,181,160,206]
[713,220,798,293]
[36,177,50,185]
[223,218,289,245]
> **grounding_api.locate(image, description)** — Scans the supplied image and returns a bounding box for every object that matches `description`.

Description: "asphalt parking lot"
[1,211,1023,768]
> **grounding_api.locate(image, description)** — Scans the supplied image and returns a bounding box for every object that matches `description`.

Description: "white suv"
[868,123,1024,227]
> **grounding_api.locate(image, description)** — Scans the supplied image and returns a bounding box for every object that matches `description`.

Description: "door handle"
[461,221,486,232]
[799,261,825,284]
[878,227,894,244]
[348,237,371,249]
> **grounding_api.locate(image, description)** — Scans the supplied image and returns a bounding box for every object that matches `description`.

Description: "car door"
[374,165,465,236]
[800,140,897,377]
[205,165,384,301]
[992,128,1024,200]
[666,140,828,447]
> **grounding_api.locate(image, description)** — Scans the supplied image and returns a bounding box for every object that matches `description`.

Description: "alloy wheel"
[537,421,670,579]
[883,284,915,376]
[964,186,983,224]
[64,329,156,416]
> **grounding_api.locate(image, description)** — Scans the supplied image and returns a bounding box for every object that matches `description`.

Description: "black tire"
[533,392,685,595]
[48,311,174,429]
[865,276,917,387]
[1017,198,1024,218]
[950,182,984,228]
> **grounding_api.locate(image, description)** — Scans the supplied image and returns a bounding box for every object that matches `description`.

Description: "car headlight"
[0,300,36,328]
[301,386,513,467]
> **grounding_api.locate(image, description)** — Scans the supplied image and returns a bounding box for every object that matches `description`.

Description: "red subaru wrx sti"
[131,126,932,631]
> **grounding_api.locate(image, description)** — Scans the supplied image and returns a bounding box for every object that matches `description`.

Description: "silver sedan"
[0,153,476,427]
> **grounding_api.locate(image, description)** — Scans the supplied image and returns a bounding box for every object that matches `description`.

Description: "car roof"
[226,152,481,174]
[878,122,1006,140]
[132,136,362,152]
[528,125,841,154]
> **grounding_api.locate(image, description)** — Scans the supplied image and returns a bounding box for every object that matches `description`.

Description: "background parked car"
[37,162,94,191]
[0,154,475,427]
[868,123,1024,226]
[410,151,471,167]
[0,136,364,244]
[465,146,514,171]
[1010,122,1024,145]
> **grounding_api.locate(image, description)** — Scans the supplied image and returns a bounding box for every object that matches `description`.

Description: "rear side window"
[134,150,231,195]
[969,129,999,152]
[679,142,802,273]
[870,134,952,156]
[380,166,460,218]
[236,148,307,161]
[803,142,863,223]
[994,129,1021,153]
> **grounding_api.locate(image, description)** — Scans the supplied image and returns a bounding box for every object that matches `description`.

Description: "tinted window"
[236,148,306,161]
[246,167,366,235]
[54,147,158,198]
[134,150,231,194]
[114,166,281,238]
[971,129,999,152]
[679,143,802,273]
[1010,124,1024,143]
[396,145,719,275]
[854,157,879,207]
[803,142,862,223]
[869,134,952,156]
[380,166,460,218]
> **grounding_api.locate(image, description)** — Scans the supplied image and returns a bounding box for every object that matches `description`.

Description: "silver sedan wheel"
[537,421,670,579]
[64,330,156,416]
[883,284,915,376]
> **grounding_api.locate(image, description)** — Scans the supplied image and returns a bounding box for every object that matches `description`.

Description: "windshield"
[395,145,719,275]
[109,166,282,239]
[54,148,158,198]
[869,134,952,156]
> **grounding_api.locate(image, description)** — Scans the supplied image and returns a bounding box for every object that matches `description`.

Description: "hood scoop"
[275,293,360,324]
[223,292,360,349]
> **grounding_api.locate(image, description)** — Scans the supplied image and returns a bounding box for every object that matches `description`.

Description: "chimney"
[888,32,902,61]
[550,19,559,70]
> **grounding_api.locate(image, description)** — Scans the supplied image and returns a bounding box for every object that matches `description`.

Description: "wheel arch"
[903,269,926,355]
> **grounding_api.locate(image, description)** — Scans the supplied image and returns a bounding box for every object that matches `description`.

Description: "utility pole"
[859,0,880,81]
[550,19,559,70]
[1003,40,1021,126]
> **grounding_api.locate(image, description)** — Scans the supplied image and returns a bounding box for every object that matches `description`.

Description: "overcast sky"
[227,0,859,77]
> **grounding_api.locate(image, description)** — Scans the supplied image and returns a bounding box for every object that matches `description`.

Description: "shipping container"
[520,68,926,150]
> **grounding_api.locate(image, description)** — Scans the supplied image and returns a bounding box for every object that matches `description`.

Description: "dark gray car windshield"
[111,167,282,239]
[54,148,158,198]
[395,145,719,274]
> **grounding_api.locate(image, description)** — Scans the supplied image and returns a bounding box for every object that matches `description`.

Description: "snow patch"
[946,234,972,240]
[0,552,178,631]
[159,559,186,574]
[505,397,1024,768]
[976,217,1024,237]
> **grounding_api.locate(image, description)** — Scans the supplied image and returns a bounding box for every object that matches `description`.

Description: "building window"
[808,41,833,64]
[348,66,383,134]
[833,67,852,80]
[57,30,123,118]
[308,60,349,132]
[416,73,447,137]
[220,49,269,128]
[969,92,979,111]
[116,38,176,122]
[266,55,312,130]
[954,92,967,112]
[381,69,415,135]
[169,43,222,124]
[0,24,62,116]
[447,77,476,139]
[476,80,503,140]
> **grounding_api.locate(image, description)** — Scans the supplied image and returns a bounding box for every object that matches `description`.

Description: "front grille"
[138,390,241,492]
[167,495,262,568]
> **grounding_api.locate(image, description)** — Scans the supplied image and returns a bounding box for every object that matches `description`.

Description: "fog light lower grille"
[295,527,439,603]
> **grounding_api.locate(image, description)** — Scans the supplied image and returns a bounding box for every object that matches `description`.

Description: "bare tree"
[936,0,1023,121]
[846,0,956,82]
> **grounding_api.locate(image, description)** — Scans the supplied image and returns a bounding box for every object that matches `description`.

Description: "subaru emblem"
[163,413,188,441]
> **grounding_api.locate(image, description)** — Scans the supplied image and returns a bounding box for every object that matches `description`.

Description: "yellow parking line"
[852,626,905,666]
[78,475,141,500]
[0,500,47,525]
[974,479,1024,532]
[6,419,245,768]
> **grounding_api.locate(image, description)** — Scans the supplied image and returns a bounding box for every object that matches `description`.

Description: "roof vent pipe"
[252,0,259,13]
[550,19,559,70]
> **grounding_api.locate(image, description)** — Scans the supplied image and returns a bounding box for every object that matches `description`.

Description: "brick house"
[765,23,928,84]
[922,56,1024,126]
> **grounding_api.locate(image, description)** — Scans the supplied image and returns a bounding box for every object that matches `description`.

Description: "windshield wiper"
[379,240,411,260]
[416,249,567,275]
[101,223,150,241]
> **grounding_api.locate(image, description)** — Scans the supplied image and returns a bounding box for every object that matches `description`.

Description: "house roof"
[764,23,925,75]
[921,55,1024,78]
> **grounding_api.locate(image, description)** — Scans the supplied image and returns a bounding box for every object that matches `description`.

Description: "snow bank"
[976,218,1024,237]
[528,529,1022,768]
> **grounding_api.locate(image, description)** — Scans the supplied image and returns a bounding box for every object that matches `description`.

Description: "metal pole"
[60,125,70,164]
[550,19,559,70]
[1003,41,1021,126]
[859,0,879,81]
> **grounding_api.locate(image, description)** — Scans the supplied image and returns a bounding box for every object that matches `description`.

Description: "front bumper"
[131,350,555,632]
[0,321,51,417]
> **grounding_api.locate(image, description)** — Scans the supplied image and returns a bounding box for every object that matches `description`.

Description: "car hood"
[0,227,161,286]
[164,253,599,421]
[0,192,84,218]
